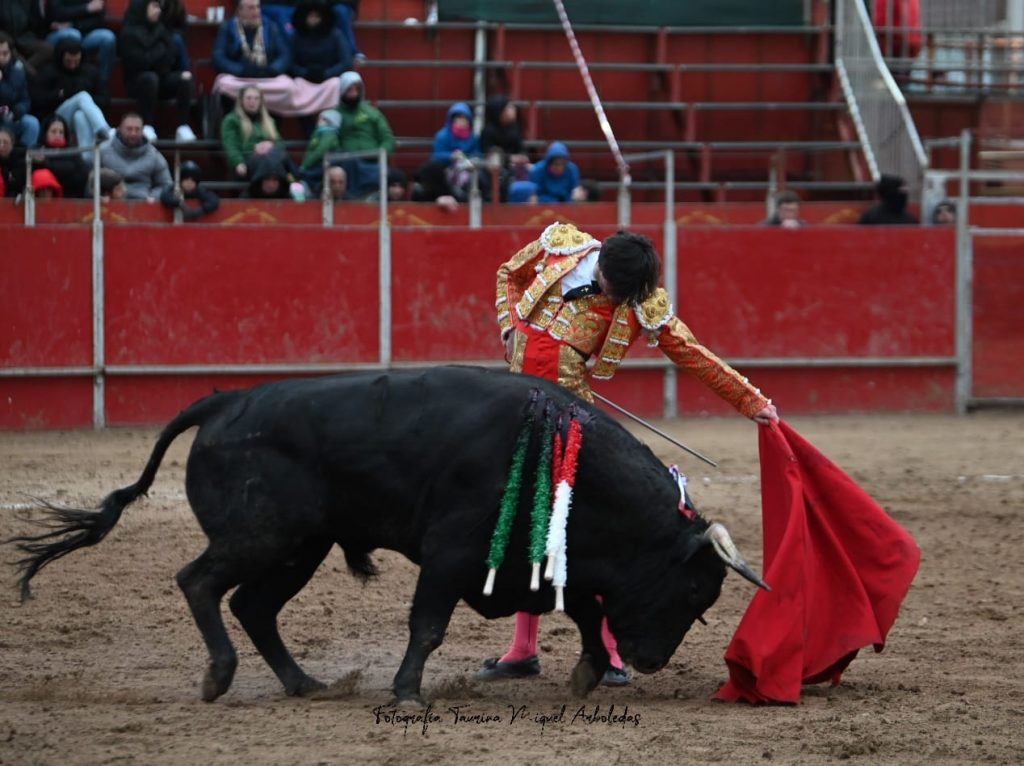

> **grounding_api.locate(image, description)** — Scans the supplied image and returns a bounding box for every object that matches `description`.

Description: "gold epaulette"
[539,221,598,255]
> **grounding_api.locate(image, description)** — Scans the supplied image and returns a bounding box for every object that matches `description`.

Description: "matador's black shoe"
[475,655,541,681]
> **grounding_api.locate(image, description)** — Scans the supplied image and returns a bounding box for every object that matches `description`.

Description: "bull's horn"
[703,523,771,591]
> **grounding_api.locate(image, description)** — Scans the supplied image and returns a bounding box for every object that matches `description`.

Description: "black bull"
[7,366,763,704]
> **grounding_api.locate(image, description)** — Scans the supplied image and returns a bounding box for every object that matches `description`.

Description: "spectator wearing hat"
[160,160,219,221]
[289,0,351,84]
[42,0,118,86]
[31,166,63,197]
[529,141,584,203]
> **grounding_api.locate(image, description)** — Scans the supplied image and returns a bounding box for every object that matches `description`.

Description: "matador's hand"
[753,403,779,425]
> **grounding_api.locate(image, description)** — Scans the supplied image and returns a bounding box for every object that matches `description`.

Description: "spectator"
[0,32,39,146]
[480,95,528,181]
[243,149,295,199]
[0,0,52,75]
[42,0,117,85]
[931,199,956,225]
[415,101,486,203]
[31,166,63,197]
[159,0,191,72]
[220,84,284,180]
[299,107,341,177]
[99,112,172,200]
[262,0,364,63]
[160,160,219,220]
[336,70,394,155]
[213,0,342,117]
[859,174,919,225]
[764,190,808,229]
[85,166,127,200]
[0,124,27,196]
[411,159,459,211]
[430,101,480,164]
[529,141,584,203]
[35,114,89,197]
[507,179,538,204]
[322,164,348,200]
[30,37,111,150]
[289,0,352,84]
[118,0,196,141]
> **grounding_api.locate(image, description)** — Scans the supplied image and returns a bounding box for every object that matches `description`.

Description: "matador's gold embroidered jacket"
[495,222,770,418]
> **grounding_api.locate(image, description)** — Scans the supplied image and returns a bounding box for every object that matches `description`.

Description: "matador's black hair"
[597,230,661,306]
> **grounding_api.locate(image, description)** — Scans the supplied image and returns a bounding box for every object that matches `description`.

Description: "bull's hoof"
[285,675,328,697]
[570,658,600,698]
[389,693,427,709]
[201,660,237,702]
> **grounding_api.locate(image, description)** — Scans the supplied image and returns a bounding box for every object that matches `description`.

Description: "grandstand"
[2,0,1023,428]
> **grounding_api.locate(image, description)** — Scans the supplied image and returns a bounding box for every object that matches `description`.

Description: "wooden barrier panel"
[0,222,969,428]
[973,236,1024,399]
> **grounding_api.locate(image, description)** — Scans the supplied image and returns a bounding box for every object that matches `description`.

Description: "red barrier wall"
[0,223,984,429]
[973,236,1024,399]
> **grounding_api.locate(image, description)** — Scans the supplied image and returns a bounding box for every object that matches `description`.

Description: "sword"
[590,391,718,468]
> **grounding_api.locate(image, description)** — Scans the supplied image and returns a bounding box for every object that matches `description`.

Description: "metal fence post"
[662,150,678,418]
[954,129,973,414]
[378,148,392,367]
[92,144,105,428]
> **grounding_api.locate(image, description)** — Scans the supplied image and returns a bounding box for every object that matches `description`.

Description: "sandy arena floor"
[1,412,1022,765]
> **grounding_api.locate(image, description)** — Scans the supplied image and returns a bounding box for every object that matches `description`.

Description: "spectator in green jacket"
[219,84,283,180]
[300,108,340,171]
[336,70,394,155]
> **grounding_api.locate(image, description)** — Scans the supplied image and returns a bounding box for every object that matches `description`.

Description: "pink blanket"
[213,74,341,117]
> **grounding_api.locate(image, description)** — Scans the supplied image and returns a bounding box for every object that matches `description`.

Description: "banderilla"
[591,391,718,468]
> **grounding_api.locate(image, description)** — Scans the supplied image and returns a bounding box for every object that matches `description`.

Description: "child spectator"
[0,125,27,196]
[31,166,63,197]
[86,166,127,200]
[289,0,351,83]
[0,32,39,146]
[220,84,284,180]
[30,37,111,150]
[41,0,117,85]
[35,114,89,197]
[160,160,219,220]
[300,108,341,174]
[529,141,584,203]
[118,0,196,141]
[416,101,485,203]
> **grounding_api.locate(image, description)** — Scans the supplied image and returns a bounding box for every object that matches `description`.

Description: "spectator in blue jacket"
[529,141,585,203]
[289,0,351,82]
[431,101,480,163]
[0,32,39,146]
[212,0,290,80]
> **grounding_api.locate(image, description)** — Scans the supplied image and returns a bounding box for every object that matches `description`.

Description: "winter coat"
[45,0,106,35]
[300,124,341,170]
[159,183,220,220]
[289,0,351,82]
[119,0,179,78]
[212,15,291,78]
[430,101,480,163]
[336,71,394,154]
[0,59,32,119]
[0,144,27,197]
[220,111,283,169]
[0,0,46,45]
[529,141,581,203]
[38,151,89,198]
[99,131,172,200]
[244,149,291,199]
[29,37,105,115]
[480,95,524,158]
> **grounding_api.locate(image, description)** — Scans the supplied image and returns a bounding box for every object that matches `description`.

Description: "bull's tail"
[6,390,242,601]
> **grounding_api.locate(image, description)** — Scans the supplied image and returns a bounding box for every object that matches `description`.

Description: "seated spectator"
[118,0,196,141]
[85,166,127,200]
[362,166,408,202]
[0,32,39,146]
[931,199,956,225]
[244,148,302,199]
[30,37,111,150]
[336,71,394,155]
[859,174,919,225]
[99,112,171,201]
[0,125,27,196]
[415,101,487,203]
[159,0,191,72]
[35,114,89,197]
[322,164,348,200]
[0,0,53,75]
[213,0,340,117]
[262,0,364,62]
[507,179,538,204]
[160,160,219,220]
[289,0,351,84]
[764,190,808,229]
[220,84,285,180]
[41,0,117,85]
[31,167,63,197]
[481,95,528,182]
[529,141,584,203]
[299,107,341,178]
[411,160,459,212]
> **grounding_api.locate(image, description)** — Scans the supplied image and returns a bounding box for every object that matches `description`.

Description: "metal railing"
[835,0,928,193]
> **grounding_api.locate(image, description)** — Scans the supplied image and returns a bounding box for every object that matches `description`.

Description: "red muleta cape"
[715,420,920,704]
